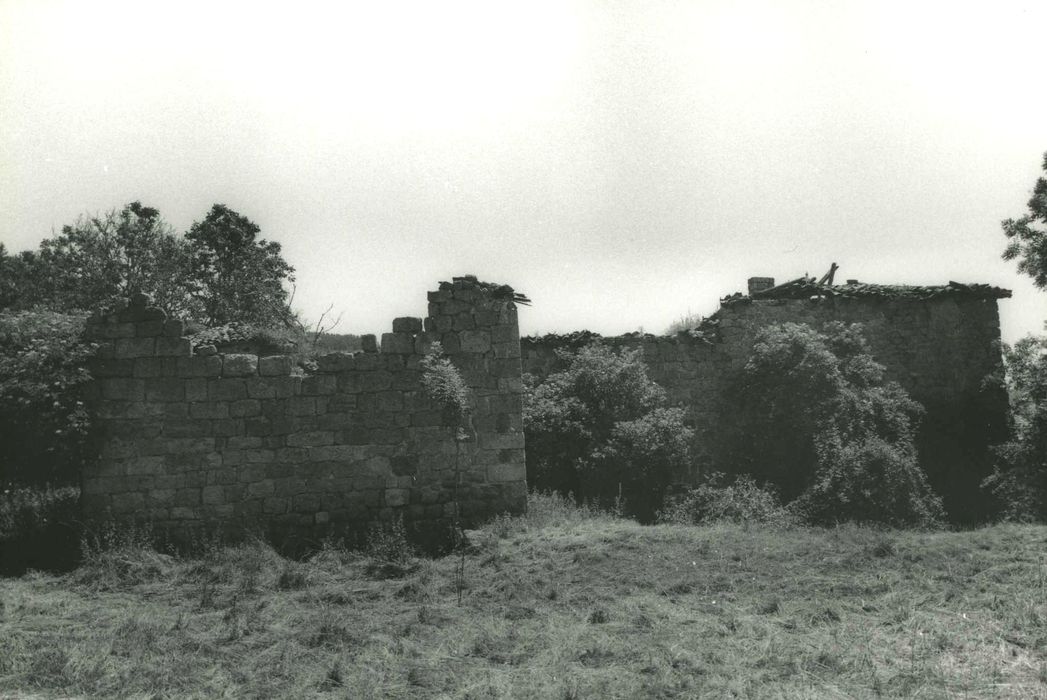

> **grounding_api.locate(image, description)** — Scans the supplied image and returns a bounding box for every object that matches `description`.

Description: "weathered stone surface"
[381,333,414,354]
[259,355,294,376]
[83,281,528,541]
[222,354,258,377]
[155,337,192,357]
[361,334,378,353]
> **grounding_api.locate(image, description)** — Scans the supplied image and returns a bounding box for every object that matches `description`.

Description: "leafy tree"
[185,204,295,327]
[29,202,197,316]
[0,244,39,310]
[1002,151,1047,288]
[731,322,943,526]
[982,335,1047,521]
[0,311,96,486]
[524,343,693,521]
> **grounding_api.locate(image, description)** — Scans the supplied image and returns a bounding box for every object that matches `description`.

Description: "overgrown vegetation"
[0,486,80,575]
[1,496,1044,698]
[659,473,796,528]
[0,201,296,329]
[524,344,692,522]
[0,311,95,487]
[983,335,1047,522]
[729,322,944,527]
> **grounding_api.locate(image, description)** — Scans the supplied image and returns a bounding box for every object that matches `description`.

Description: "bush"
[729,322,942,526]
[524,343,693,522]
[659,473,795,527]
[0,311,95,487]
[0,486,81,573]
[982,335,1047,521]
[794,437,944,527]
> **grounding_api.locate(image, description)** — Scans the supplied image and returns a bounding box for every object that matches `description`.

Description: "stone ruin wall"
[81,278,527,547]
[522,294,1009,522]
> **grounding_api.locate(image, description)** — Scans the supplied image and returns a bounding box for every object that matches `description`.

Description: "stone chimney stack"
[747,277,775,296]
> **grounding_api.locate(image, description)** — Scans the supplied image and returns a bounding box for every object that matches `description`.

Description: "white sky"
[2,0,1045,343]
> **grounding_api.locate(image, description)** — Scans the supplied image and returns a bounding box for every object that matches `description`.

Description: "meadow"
[1,494,1045,699]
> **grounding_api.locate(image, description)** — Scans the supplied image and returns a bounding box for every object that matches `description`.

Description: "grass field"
[1,496,1046,698]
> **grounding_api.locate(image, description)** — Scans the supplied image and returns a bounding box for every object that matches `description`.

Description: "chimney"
[747,277,775,296]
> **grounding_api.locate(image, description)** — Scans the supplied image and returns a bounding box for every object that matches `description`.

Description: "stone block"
[359,371,393,391]
[155,337,191,357]
[259,355,294,376]
[459,330,491,353]
[263,497,289,514]
[222,354,258,377]
[90,358,134,378]
[145,378,185,402]
[122,456,165,476]
[376,391,403,411]
[381,332,415,354]
[488,462,524,483]
[209,378,248,401]
[392,317,423,333]
[185,378,208,402]
[230,399,262,417]
[189,401,229,419]
[293,494,321,512]
[286,396,317,416]
[479,432,525,450]
[102,378,144,401]
[302,374,336,395]
[384,489,409,507]
[361,334,378,353]
[354,353,381,371]
[177,355,223,378]
[136,320,165,337]
[111,492,145,513]
[452,313,475,331]
[316,352,355,373]
[286,430,334,447]
[115,337,155,359]
[246,480,275,498]
[92,322,137,340]
[163,319,185,337]
[201,486,225,505]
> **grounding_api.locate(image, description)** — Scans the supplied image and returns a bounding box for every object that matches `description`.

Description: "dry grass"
[1,496,1046,698]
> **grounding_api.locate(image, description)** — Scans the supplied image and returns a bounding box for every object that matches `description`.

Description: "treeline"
[1,202,294,327]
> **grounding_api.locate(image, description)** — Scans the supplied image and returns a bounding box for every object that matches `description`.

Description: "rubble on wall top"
[725,276,1012,305]
[439,275,531,306]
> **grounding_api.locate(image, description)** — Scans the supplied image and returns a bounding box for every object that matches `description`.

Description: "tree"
[730,322,943,526]
[523,343,693,521]
[1002,151,1047,288]
[185,204,295,327]
[17,202,197,316]
[982,335,1047,521]
[0,244,38,310]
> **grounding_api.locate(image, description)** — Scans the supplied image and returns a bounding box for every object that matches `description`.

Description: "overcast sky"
[2,0,1045,343]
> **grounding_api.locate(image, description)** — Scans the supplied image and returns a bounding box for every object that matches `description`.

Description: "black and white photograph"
[1,0,1046,696]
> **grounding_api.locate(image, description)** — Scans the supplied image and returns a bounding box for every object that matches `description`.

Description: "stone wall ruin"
[81,277,527,547]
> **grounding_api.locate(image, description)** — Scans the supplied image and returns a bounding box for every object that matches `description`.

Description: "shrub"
[729,322,942,526]
[659,473,795,527]
[982,335,1047,521]
[0,486,81,573]
[0,311,95,486]
[794,437,944,527]
[524,343,693,521]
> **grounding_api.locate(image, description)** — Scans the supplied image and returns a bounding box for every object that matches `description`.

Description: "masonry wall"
[81,279,527,547]
[522,295,1009,522]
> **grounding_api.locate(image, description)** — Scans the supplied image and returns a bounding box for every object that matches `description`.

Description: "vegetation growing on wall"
[523,343,693,521]
[728,322,943,526]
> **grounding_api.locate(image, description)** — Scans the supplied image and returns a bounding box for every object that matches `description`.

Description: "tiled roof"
[740,277,1012,302]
